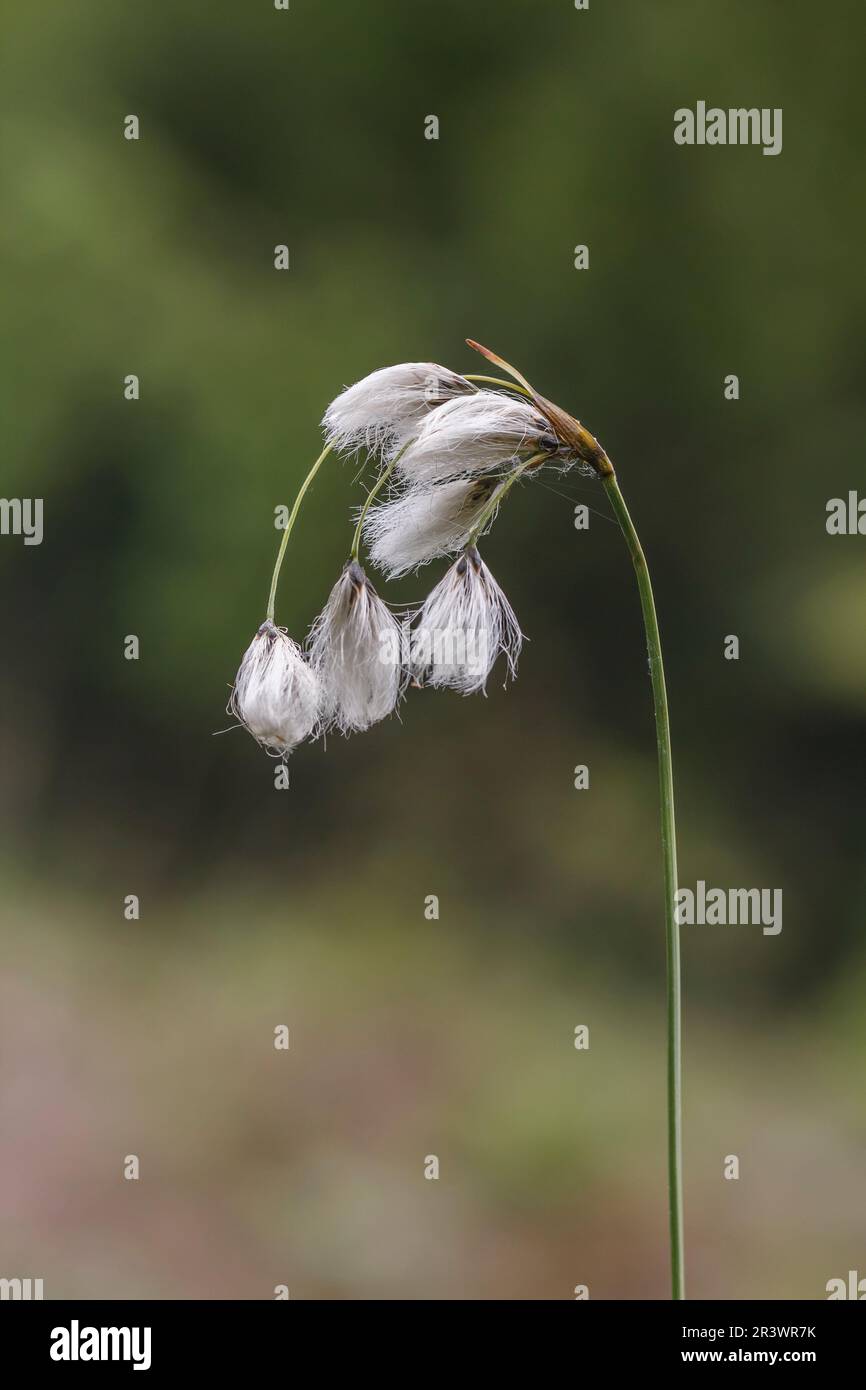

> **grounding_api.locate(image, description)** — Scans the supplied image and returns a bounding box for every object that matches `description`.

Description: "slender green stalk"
[350,442,410,560]
[466,452,548,546]
[602,472,685,1302]
[266,442,333,621]
[463,373,532,398]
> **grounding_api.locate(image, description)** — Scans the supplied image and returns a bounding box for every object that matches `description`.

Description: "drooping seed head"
[410,546,523,695]
[229,620,320,756]
[308,560,406,734]
[395,391,558,484]
[361,476,500,579]
[322,362,475,459]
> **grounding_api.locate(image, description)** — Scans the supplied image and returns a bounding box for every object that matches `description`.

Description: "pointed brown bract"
[466,338,614,477]
[465,339,535,395]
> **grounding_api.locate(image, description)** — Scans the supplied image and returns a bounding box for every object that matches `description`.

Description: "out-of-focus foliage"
[1,0,864,1297]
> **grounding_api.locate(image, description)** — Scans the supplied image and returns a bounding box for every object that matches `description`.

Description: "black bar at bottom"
[2,1298,859,1374]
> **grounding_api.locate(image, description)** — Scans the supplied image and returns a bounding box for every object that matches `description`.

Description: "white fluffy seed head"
[307,560,405,734]
[322,362,474,458]
[361,477,499,578]
[410,547,523,695]
[396,392,556,484]
[229,621,320,756]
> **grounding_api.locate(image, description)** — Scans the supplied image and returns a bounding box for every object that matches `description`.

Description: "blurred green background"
[2,0,864,1299]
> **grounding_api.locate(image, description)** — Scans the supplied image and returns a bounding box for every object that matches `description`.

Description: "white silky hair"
[229,620,320,756]
[361,477,499,579]
[410,547,523,695]
[322,362,474,457]
[396,391,555,484]
[308,560,405,733]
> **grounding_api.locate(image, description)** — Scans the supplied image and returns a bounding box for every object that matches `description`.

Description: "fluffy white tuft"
[229,621,320,756]
[322,362,474,457]
[410,548,523,695]
[308,561,405,734]
[361,477,499,579]
[396,392,555,484]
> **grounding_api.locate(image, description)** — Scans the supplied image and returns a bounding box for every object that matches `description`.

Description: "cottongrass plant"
[227,340,685,1299]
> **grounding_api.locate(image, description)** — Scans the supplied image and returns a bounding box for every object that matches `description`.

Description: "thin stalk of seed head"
[470,339,686,1297]
[463,373,533,398]
[465,451,548,547]
[266,442,334,622]
[602,471,684,1302]
[349,440,411,561]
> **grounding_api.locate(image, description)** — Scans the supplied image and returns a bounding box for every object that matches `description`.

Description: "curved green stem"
[266,442,333,621]
[350,441,411,560]
[602,472,684,1301]
[463,373,533,398]
[466,452,548,547]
